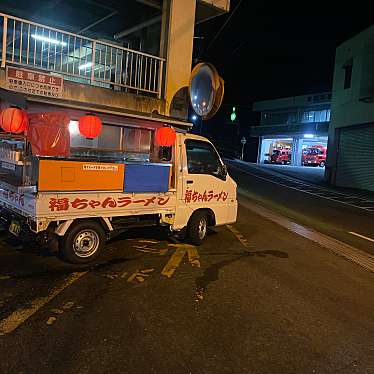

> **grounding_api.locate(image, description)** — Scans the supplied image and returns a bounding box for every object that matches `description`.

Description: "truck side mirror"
[220,164,228,179]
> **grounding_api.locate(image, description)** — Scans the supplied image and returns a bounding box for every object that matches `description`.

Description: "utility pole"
[241,136,247,160]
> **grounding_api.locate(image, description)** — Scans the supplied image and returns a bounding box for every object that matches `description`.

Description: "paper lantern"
[78,115,102,139]
[0,107,28,134]
[155,127,176,147]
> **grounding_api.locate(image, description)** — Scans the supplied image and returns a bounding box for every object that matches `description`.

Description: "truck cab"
[173,133,237,236]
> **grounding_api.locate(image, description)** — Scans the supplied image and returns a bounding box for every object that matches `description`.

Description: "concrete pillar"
[257,137,263,164]
[325,128,337,183]
[160,0,196,117]
[291,137,303,166]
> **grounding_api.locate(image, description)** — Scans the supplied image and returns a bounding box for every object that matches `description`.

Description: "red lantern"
[78,115,102,139]
[0,107,28,134]
[155,127,176,147]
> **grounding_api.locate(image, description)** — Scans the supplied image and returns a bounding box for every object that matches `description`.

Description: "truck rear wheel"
[60,220,106,264]
[186,211,208,245]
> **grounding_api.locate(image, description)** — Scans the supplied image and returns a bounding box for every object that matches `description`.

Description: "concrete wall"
[329,25,374,128]
[327,24,374,183]
[253,92,331,112]
[199,0,230,12]
[0,69,165,116]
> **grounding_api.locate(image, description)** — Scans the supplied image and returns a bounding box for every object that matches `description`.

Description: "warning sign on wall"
[6,66,64,98]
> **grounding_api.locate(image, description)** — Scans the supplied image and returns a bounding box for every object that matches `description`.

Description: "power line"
[205,0,243,54]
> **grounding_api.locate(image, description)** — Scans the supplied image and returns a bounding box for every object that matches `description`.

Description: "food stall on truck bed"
[0,108,237,263]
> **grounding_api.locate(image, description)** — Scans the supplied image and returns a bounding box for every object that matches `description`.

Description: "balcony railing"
[0,13,165,98]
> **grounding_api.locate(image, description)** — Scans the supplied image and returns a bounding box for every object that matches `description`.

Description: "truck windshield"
[186,140,221,177]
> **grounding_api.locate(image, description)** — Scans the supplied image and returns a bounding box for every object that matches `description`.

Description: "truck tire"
[186,211,208,245]
[60,220,106,264]
[319,161,326,167]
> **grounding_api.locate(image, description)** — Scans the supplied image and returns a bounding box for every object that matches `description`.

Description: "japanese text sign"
[49,195,171,212]
[6,67,63,98]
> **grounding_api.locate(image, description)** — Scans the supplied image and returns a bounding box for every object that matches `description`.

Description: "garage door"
[336,124,374,192]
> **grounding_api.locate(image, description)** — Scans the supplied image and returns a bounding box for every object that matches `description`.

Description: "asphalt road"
[1,164,374,373]
[260,163,326,185]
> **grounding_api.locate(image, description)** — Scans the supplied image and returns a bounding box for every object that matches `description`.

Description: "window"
[287,112,297,123]
[186,140,222,178]
[301,109,330,123]
[326,109,331,121]
[69,121,152,161]
[343,63,353,89]
[70,120,98,148]
[98,125,121,150]
[123,128,152,153]
[302,111,315,123]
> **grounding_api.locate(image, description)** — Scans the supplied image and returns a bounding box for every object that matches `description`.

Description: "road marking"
[186,246,201,268]
[161,247,186,278]
[120,271,128,279]
[127,270,140,283]
[133,244,168,255]
[46,316,57,325]
[127,269,154,283]
[349,231,374,243]
[226,224,250,248]
[161,244,201,278]
[0,271,87,336]
[239,197,374,273]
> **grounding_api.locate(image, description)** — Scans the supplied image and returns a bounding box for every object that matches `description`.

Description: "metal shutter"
[336,124,374,192]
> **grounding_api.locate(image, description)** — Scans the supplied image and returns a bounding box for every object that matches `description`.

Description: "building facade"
[251,92,331,167]
[327,24,374,192]
[0,1,229,121]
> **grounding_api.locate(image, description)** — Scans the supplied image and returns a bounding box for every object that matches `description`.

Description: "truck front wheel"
[60,220,106,264]
[186,211,208,245]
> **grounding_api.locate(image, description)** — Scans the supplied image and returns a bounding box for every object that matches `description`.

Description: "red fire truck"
[270,149,291,165]
[302,145,326,167]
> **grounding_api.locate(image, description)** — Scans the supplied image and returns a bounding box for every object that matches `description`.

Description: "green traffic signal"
[230,106,236,122]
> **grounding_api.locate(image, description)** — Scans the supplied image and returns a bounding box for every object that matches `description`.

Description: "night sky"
[196,2,374,106]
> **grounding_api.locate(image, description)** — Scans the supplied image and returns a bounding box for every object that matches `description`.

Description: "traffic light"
[230,106,237,122]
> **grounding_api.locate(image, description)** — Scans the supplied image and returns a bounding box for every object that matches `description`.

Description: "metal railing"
[0,13,165,98]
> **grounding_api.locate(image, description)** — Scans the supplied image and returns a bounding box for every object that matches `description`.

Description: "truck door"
[180,139,234,225]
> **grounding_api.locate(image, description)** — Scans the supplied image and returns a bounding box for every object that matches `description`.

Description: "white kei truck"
[0,112,237,263]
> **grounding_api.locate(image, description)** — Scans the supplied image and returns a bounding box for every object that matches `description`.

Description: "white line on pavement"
[0,271,87,336]
[239,196,374,274]
[349,231,374,243]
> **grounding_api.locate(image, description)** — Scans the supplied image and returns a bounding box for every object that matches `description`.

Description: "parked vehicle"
[270,149,291,165]
[0,112,237,264]
[303,145,327,167]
